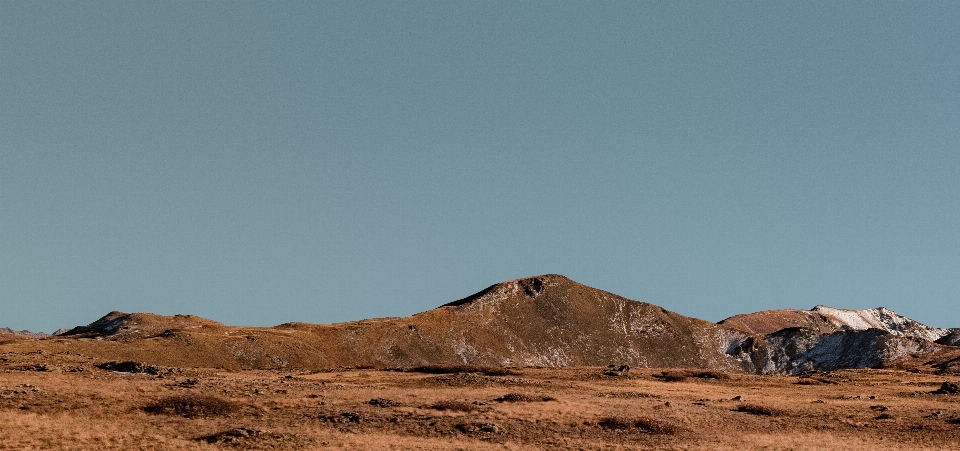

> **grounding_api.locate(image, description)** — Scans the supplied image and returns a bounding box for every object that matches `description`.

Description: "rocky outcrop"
[738,328,941,374]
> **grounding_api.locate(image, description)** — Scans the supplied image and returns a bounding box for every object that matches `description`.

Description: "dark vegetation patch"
[198,427,311,447]
[319,411,366,424]
[688,371,730,380]
[654,372,687,382]
[494,393,556,403]
[653,370,730,382]
[734,403,782,417]
[144,394,238,418]
[455,422,506,435]
[428,372,537,387]
[597,415,682,434]
[368,397,399,408]
[97,361,162,375]
[407,365,518,376]
[429,400,478,412]
[597,391,660,399]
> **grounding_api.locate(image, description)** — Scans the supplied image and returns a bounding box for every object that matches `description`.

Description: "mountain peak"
[440,274,572,308]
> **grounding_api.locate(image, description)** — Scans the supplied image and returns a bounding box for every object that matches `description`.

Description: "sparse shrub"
[369,397,399,407]
[653,370,728,382]
[494,393,555,402]
[654,371,687,382]
[455,422,505,434]
[199,427,266,444]
[319,412,365,423]
[689,371,729,380]
[97,361,161,375]
[598,415,681,434]
[597,391,660,399]
[429,400,477,412]
[144,394,238,418]
[734,403,781,417]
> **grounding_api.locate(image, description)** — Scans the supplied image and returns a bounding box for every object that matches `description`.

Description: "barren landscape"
[3,275,960,450]
[2,359,960,450]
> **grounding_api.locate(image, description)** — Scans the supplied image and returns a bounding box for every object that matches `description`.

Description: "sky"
[2,1,959,333]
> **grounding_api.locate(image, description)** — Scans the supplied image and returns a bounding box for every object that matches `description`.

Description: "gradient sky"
[2,2,959,333]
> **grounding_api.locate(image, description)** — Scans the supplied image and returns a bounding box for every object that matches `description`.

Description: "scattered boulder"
[455,422,505,434]
[603,364,630,377]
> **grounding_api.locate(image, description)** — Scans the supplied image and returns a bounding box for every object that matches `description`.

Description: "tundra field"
[4,275,960,449]
[1,355,959,450]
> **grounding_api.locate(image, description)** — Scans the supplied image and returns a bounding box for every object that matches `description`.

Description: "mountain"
[36,275,757,372]
[718,305,951,374]
[720,305,950,342]
[0,327,48,341]
[6,275,955,375]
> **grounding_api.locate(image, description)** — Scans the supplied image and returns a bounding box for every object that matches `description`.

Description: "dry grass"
[2,353,960,450]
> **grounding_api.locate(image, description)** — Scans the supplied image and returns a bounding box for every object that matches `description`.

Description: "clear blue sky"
[2,2,959,333]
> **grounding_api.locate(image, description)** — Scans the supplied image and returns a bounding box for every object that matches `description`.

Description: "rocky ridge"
[0,327,48,340]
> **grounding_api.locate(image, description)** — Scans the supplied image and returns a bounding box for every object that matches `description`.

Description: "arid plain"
[3,275,960,449]
[2,356,960,450]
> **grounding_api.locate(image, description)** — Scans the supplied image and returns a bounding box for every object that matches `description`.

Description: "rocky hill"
[4,275,956,375]
[721,305,950,342]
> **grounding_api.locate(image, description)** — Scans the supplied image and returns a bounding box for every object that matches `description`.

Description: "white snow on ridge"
[812,305,949,342]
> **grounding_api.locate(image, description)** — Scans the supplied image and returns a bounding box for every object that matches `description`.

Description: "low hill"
[4,275,954,375]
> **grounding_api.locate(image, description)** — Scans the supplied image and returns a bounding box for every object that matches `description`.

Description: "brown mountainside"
[9,275,754,372]
[6,275,955,374]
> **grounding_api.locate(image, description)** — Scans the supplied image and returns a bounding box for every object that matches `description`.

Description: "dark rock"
[97,361,161,375]
[933,382,959,395]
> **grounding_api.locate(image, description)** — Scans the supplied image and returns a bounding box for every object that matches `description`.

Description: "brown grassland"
[2,350,960,450]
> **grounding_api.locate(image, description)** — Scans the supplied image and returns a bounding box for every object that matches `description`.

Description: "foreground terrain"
[2,351,959,450]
